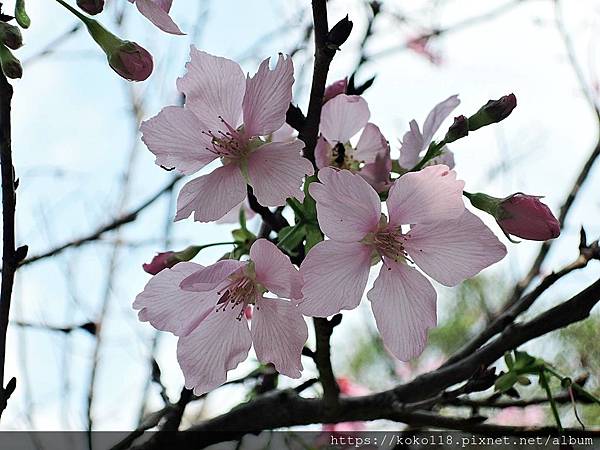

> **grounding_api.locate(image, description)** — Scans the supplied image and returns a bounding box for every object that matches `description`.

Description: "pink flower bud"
[76,0,105,15]
[498,194,560,241]
[108,41,153,82]
[143,251,178,275]
[323,78,348,103]
[467,192,560,241]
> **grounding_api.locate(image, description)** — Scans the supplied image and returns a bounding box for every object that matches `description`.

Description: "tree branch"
[0,71,18,418]
[134,277,600,449]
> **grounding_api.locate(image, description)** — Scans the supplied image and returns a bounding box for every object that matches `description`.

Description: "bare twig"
[20,175,182,266]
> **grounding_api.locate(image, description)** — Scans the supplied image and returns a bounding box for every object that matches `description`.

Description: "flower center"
[362,214,408,264]
[202,116,249,161]
[330,142,360,171]
[215,265,262,320]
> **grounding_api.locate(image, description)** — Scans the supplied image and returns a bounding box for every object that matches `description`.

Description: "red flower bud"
[497,194,560,241]
[77,0,105,15]
[467,192,560,241]
[143,251,178,275]
[108,41,153,82]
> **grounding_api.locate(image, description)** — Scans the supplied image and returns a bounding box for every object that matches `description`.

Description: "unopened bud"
[466,192,560,241]
[0,44,22,79]
[77,0,104,15]
[0,23,23,50]
[108,41,153,81]
[444,115,469,143]
[143,246,201,275]
[327,15,353,50]
[468,94,517,131]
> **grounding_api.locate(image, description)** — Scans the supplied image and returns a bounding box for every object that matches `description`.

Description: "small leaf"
[494,372,517,393]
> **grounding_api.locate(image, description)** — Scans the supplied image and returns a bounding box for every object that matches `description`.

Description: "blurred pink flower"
[315,94,391,192]
[299,167,506,360]
[128,0,184,35]
[322,377,369,433]
[399,95,459,170]
[406,34,441,65]
[134,239,307,395]
[141,48,313,222]
[395,353,446,381]
[493,406,545,427]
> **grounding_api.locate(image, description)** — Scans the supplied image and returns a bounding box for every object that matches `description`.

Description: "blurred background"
[2,0,600,433]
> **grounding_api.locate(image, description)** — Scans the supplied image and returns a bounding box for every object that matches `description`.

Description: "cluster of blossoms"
[135,48,561,395]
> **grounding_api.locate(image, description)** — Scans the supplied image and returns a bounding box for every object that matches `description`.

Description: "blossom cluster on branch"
[133,46,561,397]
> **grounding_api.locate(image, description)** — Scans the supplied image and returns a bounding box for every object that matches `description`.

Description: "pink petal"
[249,239,301,299]
[135,0,184,35]
[354,122,388,164]
[251,297,308,378]
[216,201,256,224]
[404,210,507,286]
[314,136,333,169]
[422,95,460,145]
[177,307,252,395]
[323,77,348,103]
[247,140,313,207]
[133,262,216,336]
[271,123,296,143]
[431,147,455,169]
[298,240,371,317]
[140,106,216,175]
[309,168,381,242]
[359,148,392,193]
[176,47,245,132]
[320,94,370,143]
[368,260,437,361]
[179,259,245,292]
[242,55,294,137]
[175,163,247,222]
[398,120,424,168]
[387,165,465,227]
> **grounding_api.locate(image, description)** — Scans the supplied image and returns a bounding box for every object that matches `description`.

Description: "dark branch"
[0,71,17,417]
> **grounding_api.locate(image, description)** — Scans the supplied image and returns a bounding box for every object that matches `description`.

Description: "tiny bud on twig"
[326,15,353,50]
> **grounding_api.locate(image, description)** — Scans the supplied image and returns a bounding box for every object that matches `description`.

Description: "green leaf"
[494,372,518,393]
[504,352,514,370]
[305,224,323,252]
[15,0,31,29]
[277,224,306,253]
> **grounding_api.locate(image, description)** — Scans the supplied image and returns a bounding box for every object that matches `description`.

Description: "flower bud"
[466,192,560,241]
[468,94,517,131]
[59,2,153,82]
[143,246,201,275]
[0,44,22,79]
[77,0,104,15]
[0,22,23,50]
[107,41,153,81]
[327,15,353,49]
[323,77,347,103]
[444,115,469,143]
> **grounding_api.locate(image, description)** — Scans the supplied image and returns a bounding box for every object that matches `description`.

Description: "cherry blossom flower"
[128,0,184,35]
[298,167,506,360]
[133,239,307,395]
[493,406,545,426]
[141,48,313,222]
[398,95,460,170]
[315,94,391,192]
